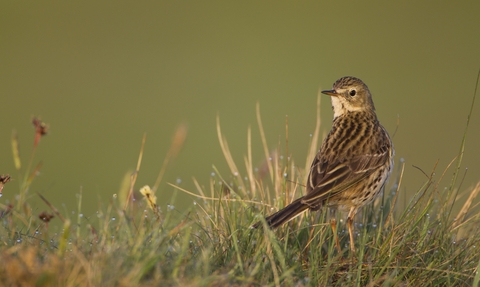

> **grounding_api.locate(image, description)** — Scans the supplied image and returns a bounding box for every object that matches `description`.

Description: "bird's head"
[322,76,376,118]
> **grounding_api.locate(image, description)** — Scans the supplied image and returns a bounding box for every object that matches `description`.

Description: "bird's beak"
[321,89,338,97]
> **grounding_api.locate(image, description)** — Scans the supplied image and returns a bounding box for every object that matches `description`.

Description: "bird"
[253,76,394,253]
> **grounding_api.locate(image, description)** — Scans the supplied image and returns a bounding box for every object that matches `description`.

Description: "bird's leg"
[330,218,341,253]
[347,216,356,253]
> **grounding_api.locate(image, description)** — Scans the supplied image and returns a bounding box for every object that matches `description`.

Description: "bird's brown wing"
[302,149,390,206]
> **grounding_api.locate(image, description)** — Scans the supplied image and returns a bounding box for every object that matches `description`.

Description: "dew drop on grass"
[193,201,197,205]
[111,217,116,221]
[211,172,215,176]
[176,178,182,184]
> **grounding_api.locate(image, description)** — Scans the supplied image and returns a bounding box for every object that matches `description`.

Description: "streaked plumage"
[253,76,394,252]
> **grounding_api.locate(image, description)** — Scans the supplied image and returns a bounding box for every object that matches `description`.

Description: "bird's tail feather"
[253,197,309,229]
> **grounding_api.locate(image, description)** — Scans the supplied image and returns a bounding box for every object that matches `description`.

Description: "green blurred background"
[1,2,479,222]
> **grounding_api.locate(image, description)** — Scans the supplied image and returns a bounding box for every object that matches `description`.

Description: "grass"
[1,77,480,286]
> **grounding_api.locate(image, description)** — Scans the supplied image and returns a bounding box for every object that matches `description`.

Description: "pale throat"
[330,96,364,118]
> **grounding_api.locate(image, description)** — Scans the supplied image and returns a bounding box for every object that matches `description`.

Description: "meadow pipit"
[254,76,394,252]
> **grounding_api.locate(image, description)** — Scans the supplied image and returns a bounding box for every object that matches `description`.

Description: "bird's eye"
[349,89,356,97]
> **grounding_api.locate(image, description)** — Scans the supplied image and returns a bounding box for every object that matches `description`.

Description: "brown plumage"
[253,76,394,252]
